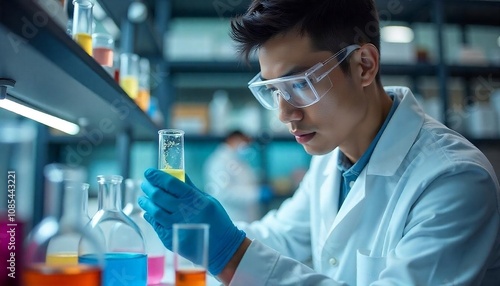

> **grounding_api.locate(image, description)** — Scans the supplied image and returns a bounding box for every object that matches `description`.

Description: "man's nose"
[278,97,303,123]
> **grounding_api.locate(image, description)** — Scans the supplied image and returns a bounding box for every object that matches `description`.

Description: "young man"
[139,0,500,284]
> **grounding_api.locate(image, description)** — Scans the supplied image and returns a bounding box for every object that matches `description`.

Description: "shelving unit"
[378,0,500,133]
[161,0,500,183]
[0,0,163,224]
[165,0,500,122]
[0,0,159,139]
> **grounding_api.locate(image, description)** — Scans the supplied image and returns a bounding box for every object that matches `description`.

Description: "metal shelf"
[166,0,499,26]
[0,0,161,140]
[169,61,500,78]
[448,65,500,78]
[400,0,500,26]
[169,60,260,73]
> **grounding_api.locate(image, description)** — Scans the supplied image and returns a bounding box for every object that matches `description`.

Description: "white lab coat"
[204,143,261,223]
[231,87,500,285]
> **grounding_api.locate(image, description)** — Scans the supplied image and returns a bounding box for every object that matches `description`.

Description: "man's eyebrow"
[259,66,310,81]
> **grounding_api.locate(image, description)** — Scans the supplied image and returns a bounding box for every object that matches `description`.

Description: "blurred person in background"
[203,130,272,223]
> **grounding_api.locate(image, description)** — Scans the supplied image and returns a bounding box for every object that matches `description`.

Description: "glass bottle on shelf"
[81,175,147,286]
[209,89,232,135]
[119,53,140,99]
[123,178,167,285]
[23,164,103,286]
[137,58,151,112]
[72,0,94,55]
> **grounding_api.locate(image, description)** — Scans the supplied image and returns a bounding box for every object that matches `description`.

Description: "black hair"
[230,0,381,81]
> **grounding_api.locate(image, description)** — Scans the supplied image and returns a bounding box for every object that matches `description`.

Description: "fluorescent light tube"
[0,99,80,135]
[381,26,414,43]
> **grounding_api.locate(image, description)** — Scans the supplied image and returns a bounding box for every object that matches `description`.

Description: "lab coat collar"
[323,149,339,176]
[324,87,424,238]
[366,86,425,176]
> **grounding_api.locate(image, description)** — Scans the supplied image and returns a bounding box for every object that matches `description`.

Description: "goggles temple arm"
[312,45,359,82]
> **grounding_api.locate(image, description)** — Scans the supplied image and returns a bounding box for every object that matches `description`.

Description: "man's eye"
[265,86,278,93]
[292,81,308,90]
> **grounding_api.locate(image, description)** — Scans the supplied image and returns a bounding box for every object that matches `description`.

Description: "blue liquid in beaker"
[79,252,147,286]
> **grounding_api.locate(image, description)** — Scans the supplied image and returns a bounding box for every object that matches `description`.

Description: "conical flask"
[123,178,167,285]
[23,164,104,286]
[82,175,147,286]
[45,182,94,265]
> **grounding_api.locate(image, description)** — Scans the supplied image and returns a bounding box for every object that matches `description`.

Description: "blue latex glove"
[138,168,246,275]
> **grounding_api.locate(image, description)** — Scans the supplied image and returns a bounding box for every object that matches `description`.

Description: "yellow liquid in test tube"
[73,33,92,56]
[120,76,139,99]
[162,168,185,182]
[46,253,78,265]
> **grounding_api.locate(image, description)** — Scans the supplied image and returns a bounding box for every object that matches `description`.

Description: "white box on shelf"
[380,41,416,64]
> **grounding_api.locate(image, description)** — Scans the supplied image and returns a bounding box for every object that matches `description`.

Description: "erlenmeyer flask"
[82,175,147,286]
[45,182,93,265]
[124,178,167,285]
[23,164,103,286]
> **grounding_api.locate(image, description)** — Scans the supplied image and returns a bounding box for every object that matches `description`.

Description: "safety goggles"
[248,44,360,110]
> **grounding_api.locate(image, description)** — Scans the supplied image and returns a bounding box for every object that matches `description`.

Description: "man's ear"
[357,44,379,87]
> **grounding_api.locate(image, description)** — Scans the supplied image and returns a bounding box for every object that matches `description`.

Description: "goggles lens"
[248,44,360,110]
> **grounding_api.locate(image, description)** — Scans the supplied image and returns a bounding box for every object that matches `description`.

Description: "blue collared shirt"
[337,93,400,208]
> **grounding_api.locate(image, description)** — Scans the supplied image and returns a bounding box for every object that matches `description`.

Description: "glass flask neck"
[81,183,91,222]
[123,179,143,216]
[97,175,123,211]
[44,165,84,222]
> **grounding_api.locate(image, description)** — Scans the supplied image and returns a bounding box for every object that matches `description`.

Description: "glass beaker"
[137,57,151,112]
[173,224,209,286]
[92,33,114,67]
[82,175,147,286]
[123,178,167,285]
[158,129,185,182]
[23,164,103,286]
[119,53,140,99]
[72,0,94,56]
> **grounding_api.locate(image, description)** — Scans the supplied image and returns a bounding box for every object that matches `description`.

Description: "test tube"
[120,53,140,99]
[158,129,185,182]
[72,0,94,56]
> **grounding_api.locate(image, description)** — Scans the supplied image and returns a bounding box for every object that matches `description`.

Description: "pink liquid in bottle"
[147,255,165,285]
[92,47,113,67]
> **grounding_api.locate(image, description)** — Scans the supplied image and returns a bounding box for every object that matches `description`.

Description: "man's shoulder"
[410,116,495,175]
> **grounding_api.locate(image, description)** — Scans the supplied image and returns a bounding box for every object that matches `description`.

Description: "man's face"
[258,31,369,155]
